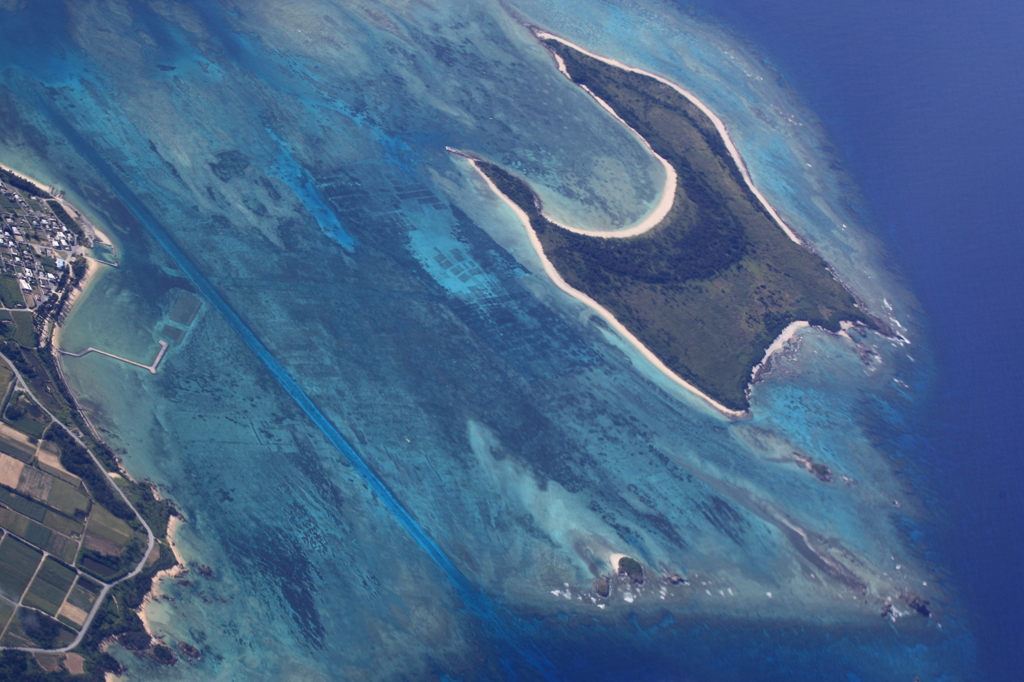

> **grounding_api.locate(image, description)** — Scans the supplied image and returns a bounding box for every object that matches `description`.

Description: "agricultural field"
[58,576,99,628]
[0,534,42,602]
[3,390,49,438]
[0,595,14,631]
[34,438,78,482]
[0,606,76,648]
[0,422,39,463]
[0,415,154,650]
[23,557,76,616]
[8,310,35,347]
[0,276,24,308]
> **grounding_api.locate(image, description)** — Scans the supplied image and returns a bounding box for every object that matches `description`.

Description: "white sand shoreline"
[0,160,119,349]
[51,257,103,350]
[138,515,186,637]
[0,161,57,199]
[546,52,677,237]
[452,32,871,418]
[535,31,803,245]
[464,156,746,418]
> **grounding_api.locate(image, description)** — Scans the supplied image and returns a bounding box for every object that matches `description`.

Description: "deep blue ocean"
[683,1,1024,679]
[0,0,1020,680]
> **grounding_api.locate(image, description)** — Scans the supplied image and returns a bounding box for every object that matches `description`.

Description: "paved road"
[0,349,156,654]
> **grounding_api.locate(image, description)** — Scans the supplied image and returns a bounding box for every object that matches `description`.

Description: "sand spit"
[451,32,876,417]
[534,31,803,245]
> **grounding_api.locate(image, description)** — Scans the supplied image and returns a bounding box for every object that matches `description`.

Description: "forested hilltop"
[477,40,875,411]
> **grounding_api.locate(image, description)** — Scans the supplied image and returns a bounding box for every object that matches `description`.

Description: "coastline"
[545,51,678,237]
[464,155,747,419]
[456,32,872,417]
[51,256,103,350]
[0,160,57,198]
[534,31,804,245]
[750,321,809,382]
[2,160,180,670]
[137,515,186,637]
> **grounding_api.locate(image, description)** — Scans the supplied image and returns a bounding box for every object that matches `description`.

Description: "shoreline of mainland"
[0,160,114,350]
[1,159,184,668]
[137,515,186,637]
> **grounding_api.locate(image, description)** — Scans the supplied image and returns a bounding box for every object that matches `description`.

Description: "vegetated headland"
[0,164,182,680]
[472,37,877,413]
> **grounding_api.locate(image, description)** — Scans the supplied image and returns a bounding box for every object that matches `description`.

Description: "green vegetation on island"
[477,41,874,410]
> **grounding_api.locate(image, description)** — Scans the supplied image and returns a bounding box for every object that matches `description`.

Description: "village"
[0,170,91,341]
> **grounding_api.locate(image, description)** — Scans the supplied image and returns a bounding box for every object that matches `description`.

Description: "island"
[468,36,874,413]
[0,165,180,680]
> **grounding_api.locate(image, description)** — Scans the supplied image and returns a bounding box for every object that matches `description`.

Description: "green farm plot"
[0,503,76,561]
[23,557,76,616]
[0,506,31,536]
[15,464,52,501]
[9,310,35,347]
[52,535,78,565]
[4,391,48,438]
[0,534,42,602]
[80,504,135,579]
[33,652,64,673]
[45,478,90,517]
[19,516,51,548]
[0,422,39,462]
[0,276,24,308]
[65,579,99,612]
[84,503,132,549]
[35,439,81,485]
[0,614,33,647]
[2,607,76,648]
[0,487,47,521]
[43,509,85,536]
[0,596,14,631]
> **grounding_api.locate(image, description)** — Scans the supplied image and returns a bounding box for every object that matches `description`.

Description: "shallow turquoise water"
[0,0,972,679]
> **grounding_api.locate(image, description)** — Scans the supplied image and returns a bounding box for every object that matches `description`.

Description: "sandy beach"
[749,321,809,382]
[138,515,186,637]
[50,257,103,350]
[0,160,57,198]
[545,51,677,238]
[467,156,746,419]
[454,33,856,418]
[535,31,803,245]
